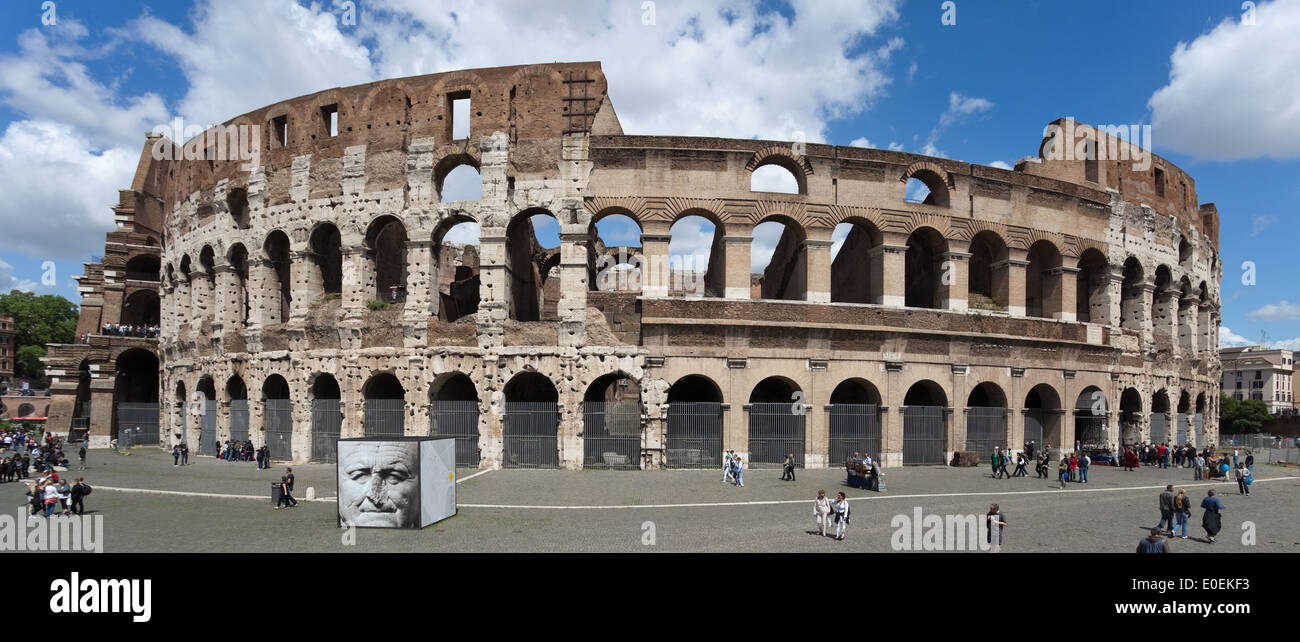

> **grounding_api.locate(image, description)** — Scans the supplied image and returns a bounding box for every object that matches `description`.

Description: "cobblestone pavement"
[2,448,1295,552]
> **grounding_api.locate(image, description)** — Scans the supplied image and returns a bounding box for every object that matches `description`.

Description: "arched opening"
[197,376,217,455]
[1177,277,1195,353]
[668,213,724,297]
[748,376,805,467]
[309,223,343,296]
[122,290,160,328]
[588,213,643,293]
[362,373,406,437]
[1150,390,1171,446]
[1194,392,1206,448]
[125,254,160,282]
[227,187,249,229]
[1074,385,1109,451]
[199,245,216,324]
[751,216,806,301]
[1120,257,1144,332]
[830,219,881,304]
[749,163,800,194]
[1023,384,1062,455]
[828,378,882,463]
[1197,282,1212,353]
[1153,265,1174,345]
[1120,388,1143,450]
[904,227,948,309]
[226,375,249,446]
[437,161,482,202]
[965,382,1007,457]
[429,372,480,466]
[903,169,949,207]
[309,373,342,462]
[967,231,1008,311]
[263,374,292,460]
[228,244,250,326]
[1076,248,1108,323]
[364,216,408,304]
[178,254,193,324]
[432,217,481,322]
[502,372,559,468]
[583,372,641,468]
[1025,240,1063,319]
[16,403,35,418]
[902,380,948,465]
[666,375,724,468]
[113,348,159,446]
[506,211,561,321]
[1178,237,1192,267]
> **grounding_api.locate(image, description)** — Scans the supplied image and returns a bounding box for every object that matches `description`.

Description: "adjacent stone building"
[58,61,1223,466]
[1219,346,1295,414]
[0,316,14,387]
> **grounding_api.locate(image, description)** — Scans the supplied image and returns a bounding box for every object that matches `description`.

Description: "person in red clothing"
[1157,443,1168,469]
[1068,453,1079,482]
[1124,447,1139,471]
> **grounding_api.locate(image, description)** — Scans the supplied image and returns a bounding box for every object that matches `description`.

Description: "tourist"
[1012,452,1028,477]
[1035,452,1048,478]
[986,504,1006,553]
[781,453,795,482]
[70,477,89,515]
[731,456,744,487]
[1173,487,1190,539]
[991,446,1002,479]
[1058,457,1069,489]
[180,442,189,465]
[1078,452,1090,484]
[1234,463,1250,496]
[997,450,1011,480]
[285,467,296,500]
[813,489,832,537]
[1124,446,1138,471]
[1136,527,1170,553]
[1193,452,1204,480]
[275,475,295,509]
[1232,449,1239,469]
[831,491,849,541]
[722,449,734,483]
[56,479,72,515]
[78,442,87,470]
[1068,453,1078,482]
[1157,485,1176,534]
[255,446,265,470]
[42,479,60,517]
[1200,489,1224,543]
[1244,451,1254,474]
[172,444,180,467]
[26,482,43,519]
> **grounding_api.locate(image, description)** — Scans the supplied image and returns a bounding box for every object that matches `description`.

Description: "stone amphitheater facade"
[86,61,1223,468]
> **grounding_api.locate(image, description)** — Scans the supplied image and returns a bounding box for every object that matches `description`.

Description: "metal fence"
[748,402,805,467]
[229,400,249,443]
[903,406,945,465]
[1193,413,1204,448]
[965,407,1005,459]
[1149,413,1167,444]
[1219,433,1300,465]
[430,400,480,467]
[116,402,159,447]
[200,400,217,455]
[363,398,405,437]
[1075,412,1107,448]
[582,402,641,469]
[503,402,558,468]
[829,404,880,463]
[265,398,293,460]
[666,402,723,468]
[311,399,343,463]
[1023,409,1044,448]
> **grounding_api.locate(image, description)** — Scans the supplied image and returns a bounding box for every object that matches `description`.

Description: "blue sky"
[0,0,1297,347]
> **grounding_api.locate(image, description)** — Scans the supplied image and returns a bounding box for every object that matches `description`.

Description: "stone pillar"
[940,250,970,311]
[1103,269,1124,327]
[340,245,369,321]
[1053,265,1080,322]
[558,220,589,347]
[1140,283,1156,347]
[723,232,752,299]
[290,250,318,326]
[882,362,903,467]
[1180,295,1198,355]
[88,378,115,449]
[476,229,507,348]
[1198,303,1213,354]
[873,243,908,307]
[1158,289,1180,352]
[212,264,238,337]
[804,230,834,304]
[1000,251,1029,317]
[640,227,671,297]
[403,239,433,347]
[246,257,273,330]
[174,277,192,340]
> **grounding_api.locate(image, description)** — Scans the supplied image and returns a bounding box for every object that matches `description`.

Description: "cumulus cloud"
[0,257,40,293]
[1219,325,1253,348]
[988,160,1012,170]
[1148,0,1300,161]
[850,137,873,148]
[887,142,903,151]
[1247,300,1300,322]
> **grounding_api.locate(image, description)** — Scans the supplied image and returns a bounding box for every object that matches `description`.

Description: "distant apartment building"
[0,316,14,386]
[1219,346,1295,414]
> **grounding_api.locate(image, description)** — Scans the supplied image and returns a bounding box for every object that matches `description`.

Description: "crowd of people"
[1142,484,1232,550]
[2,430,93,518]
[213,440,272,469]
[83,323,160,341]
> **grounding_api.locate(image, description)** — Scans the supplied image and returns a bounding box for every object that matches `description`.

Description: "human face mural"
[338,441,420,528]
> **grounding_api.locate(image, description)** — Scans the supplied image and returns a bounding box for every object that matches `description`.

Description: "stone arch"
[431,213,481,322]
[900,161,952,207]
[506,208,560,321]
[1076,247,1108,323]
[830,216,883,304]
[967,229,1009,310]
[434,151,483,202]
[309,222,343,296]
[1023,383,1062,451]
[364,215,409,303]
[752,213,807,301]
[745,145,812,195]
[263,229,293,324]
[905,226,949,309]
[588,210,643,293]
[1026,239,1064,318]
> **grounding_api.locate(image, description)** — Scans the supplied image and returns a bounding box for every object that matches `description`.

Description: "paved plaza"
[3,448,1296,553]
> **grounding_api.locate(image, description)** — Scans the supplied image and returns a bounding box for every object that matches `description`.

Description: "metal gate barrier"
[1149,413,1167,445]
[829,404,880,463]
[200,400,217,455]
[363,398,405,436]
[311,399,342,462]
[583,401,640,469]
[430,400,480,467]
[1075,412,1107,448]
[1178,414,1190,445]
[1023,409,1044,449]
[116,403,160,447]
[748,402,805,467]
[666,402,722,468]
[229,400,249,444]
[965,407,1005,460]
[903,406,945,465]
[1193,413,1204,448]
[503,402,558,468]
[265,398,293,460]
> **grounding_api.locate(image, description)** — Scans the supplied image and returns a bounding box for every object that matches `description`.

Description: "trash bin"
[271,482,283,506]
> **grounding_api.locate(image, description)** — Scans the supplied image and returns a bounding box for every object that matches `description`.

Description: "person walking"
[731,457,744,487]
[1173,488,1190,539]
[180,442,189,466]
[986,504,1006,552]
[42,479,60,517]
[1193,452,1204,480]
[70,477,88,515]
[1068,453,1079,482]
[991,447,1002,479]
[255,447,265,470]
[284,467,299,506]
[813,490,832,537]
[275,475,295,509]
[1157,485,1176,534]
[78,443,86,470]
[1200,489,1224,543]
[831,492,849,541]
[1244,451,1254,474]
[1058,457,1069,489]
[1136,528,1171,553]
[1079,452,1091,484]
[722,449,734,483]
[1232,449,1239,469]
[1035,452,1048,478]
[172,444,180,467]
[1234,463,1250,496]
[1012,452,1028,478]
[997,450,1011,480]
[781,453,796,481]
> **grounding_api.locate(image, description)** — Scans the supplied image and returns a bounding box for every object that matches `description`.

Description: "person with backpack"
[172,444,180,467]
[1078,452,1091,484]
[1173,488,1190,539]
[1058,457,1069,489]
[70,477,90,515]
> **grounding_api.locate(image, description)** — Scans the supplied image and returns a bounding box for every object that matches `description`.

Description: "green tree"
[1219,392,1270,434]
[0,290,78,379]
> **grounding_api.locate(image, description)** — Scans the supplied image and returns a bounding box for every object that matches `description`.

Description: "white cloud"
[750,221,784,273]
[750,164,799,193]
[1272,337,1300,350]
[1249,215,1277,237]
[1247,300,1300,322]
[988,160,1012,170]
[887,142,903,151]
[1148,0,1300,161]
[907,61,918,81]
[440,221,480,245]
[1219,325,1253,348]
[668,216,715,272]
[918,91,993,159]
[0,257,40,293]
[849,137,873,148]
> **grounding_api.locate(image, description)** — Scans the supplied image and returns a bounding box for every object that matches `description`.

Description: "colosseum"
[43,61,1222,469]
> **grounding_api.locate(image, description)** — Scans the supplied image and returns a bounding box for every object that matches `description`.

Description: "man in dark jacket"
[1136,528,1171,553]
[1157,485,1176,534]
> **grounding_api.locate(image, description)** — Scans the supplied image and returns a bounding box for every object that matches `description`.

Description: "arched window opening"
[1023,384,1062,453]
[828,378,882,463]
[227,187,249,229]
[1076,249,1108,323]
[309,373,342,463]
[902,380,948,465]
[1076,385,1111,449]
[1150,389,1171,446]
[226,374,249,445]
[903,170,949,207]
[362,373,406,437]
[229,244,250,326]
[668,214,723,297]
[310,223,343,296]
[751,218,806,301]
[665,375,724,468]
[588,214,643,293]
[439,163,482,202]
[1120,257,1144,332]
[364,216,409,304]
[583,373,641,468]
[264,231,292,324]
[430,372,481,466]
[263,374,292,460]
[125,255,160,282]
[830,220,881,304]
[506,212,560,321]
[503,372,560,468]
[122,290,160,327]
[904,227,948,309]
[750,163,800,194]
[967,231,1008,311]
[1153,265,1174,345]
[965,382,1007,456]
[433,218,481,322]
[748,376,805,467]
[1025,240,1063,319]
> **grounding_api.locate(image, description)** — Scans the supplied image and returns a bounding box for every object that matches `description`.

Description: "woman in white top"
[42,480,60,517]
[832,492,849,541]
[813,490,832,537]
